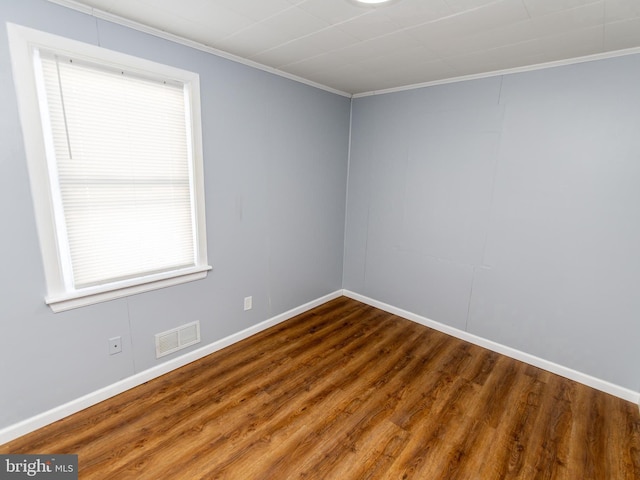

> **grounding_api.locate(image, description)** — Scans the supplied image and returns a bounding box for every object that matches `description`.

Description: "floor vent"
[155,321,201,358]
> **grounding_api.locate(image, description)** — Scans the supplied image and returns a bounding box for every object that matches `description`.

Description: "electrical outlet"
[244,296,252,311]
[109,336,122,355]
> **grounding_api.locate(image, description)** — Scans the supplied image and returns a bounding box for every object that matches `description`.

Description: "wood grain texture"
[2,297,639,479]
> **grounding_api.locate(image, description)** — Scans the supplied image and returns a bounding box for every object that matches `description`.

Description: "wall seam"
[341,97,354,288]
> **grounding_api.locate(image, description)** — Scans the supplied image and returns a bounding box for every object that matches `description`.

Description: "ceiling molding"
[353,45,640,98]
[46,0,353,98]
[45,0,640,100]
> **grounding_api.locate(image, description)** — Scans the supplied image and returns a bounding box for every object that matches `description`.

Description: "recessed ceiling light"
[349,0,400,6]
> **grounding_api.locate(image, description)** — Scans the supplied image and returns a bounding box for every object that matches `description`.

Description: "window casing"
[8,24,211,312]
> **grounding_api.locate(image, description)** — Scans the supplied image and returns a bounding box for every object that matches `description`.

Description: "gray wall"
[344,56,640,392]
[0,0,350,429]
[2,0,638,435]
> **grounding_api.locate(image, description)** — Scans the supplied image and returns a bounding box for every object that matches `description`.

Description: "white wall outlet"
[109,336,122,355]
[244,296,252,311]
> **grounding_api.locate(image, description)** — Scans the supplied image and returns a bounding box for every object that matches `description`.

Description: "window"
[8,24,210,312]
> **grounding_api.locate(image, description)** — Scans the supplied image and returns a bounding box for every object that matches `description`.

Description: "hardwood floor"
[2,297,639,479]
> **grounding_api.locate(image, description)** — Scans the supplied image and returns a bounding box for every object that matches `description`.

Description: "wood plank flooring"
[2,297,639,479]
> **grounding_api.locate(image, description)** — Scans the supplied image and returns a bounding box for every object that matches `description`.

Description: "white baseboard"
[0,290,343,445]
[343,290,640,405]
[4,288,636,445]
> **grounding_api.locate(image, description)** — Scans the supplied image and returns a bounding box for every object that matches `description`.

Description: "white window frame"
[8,24,211,312]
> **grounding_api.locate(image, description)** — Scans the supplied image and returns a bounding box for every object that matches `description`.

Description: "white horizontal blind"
[37,51,196,288]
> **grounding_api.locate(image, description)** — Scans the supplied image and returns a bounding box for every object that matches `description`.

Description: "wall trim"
[45,1,640,100]
[45,0,351,98]
[0,290,342,445]
[343,290,640,404]
[352,46,640,98]
[4,288,636,444]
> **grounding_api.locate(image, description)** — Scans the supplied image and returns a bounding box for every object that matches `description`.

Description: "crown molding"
[45,0,352,98]
[353,46,640,98]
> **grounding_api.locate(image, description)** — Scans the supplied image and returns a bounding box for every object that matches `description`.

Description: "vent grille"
[155,320,200,358]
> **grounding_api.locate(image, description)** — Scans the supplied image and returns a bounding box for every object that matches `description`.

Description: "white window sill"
[45,265,212,313]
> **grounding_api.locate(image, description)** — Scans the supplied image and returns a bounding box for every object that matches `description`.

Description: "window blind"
[37,51,196,289]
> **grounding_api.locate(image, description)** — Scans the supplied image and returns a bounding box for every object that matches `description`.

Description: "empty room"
[1,0,639,478]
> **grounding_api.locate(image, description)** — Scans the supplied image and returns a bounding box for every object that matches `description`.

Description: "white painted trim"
[0,290,343,445]
[44,0,640,100]
[47,267,212,313]
[8,23,213,313]
[343,290,640,404]
[43,0,640,100]
[45,0,351,98]
[352,46,640,98]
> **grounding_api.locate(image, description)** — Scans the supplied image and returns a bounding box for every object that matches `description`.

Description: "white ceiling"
[53,0,640,95]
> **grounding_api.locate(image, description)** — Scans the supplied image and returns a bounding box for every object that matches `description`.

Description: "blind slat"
[39,51,196,288]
